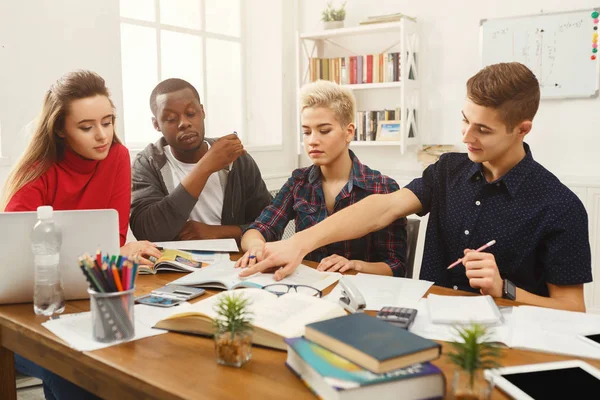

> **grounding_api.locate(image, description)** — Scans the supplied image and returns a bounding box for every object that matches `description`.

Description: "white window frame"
[120,0,246,150]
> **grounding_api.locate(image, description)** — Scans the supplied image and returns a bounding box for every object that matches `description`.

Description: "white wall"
[0,0,124,189]
[0,1,297,194]
[297,0,600,180]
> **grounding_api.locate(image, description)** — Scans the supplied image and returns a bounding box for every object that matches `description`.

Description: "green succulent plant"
[213,292,253,339]
[321,1,346,22]
[447,323,502,390]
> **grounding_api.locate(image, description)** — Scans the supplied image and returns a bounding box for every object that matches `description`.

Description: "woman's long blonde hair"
[1,70,122,209]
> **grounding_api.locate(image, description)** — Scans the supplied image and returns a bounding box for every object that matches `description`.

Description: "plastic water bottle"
[31,206,65,316]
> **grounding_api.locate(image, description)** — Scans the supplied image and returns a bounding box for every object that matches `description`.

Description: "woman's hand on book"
[235,244,265,269]
[120,241,162,266]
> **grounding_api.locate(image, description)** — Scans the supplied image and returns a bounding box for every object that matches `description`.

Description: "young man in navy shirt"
[240,62,592,312]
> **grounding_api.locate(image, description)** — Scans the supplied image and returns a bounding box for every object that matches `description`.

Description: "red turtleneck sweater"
[5,143,130,246]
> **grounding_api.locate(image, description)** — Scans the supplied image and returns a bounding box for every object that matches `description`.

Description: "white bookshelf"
[296,18,420,155]
[300,21,403,40]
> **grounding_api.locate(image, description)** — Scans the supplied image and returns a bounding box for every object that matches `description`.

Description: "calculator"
[376,306,418,329]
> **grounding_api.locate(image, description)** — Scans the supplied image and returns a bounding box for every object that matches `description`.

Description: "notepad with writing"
[304,313,441,374]
[426,294,502,325]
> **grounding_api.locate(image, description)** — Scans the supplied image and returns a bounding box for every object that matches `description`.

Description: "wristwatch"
[502,279,517,301]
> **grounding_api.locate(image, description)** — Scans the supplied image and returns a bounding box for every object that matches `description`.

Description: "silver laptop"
[0,209,120,304]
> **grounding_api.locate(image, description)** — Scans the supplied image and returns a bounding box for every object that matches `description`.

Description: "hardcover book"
[304,313,441,373]
[286,337,444,400]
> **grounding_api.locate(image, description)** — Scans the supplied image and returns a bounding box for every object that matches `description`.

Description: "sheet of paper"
[154,239,239,252]
[409,298,512,344]
[426,294,502,325]
[509,306,600,359]
[190,252,230,264]
[341,274,433,310]
[42,303,191,352]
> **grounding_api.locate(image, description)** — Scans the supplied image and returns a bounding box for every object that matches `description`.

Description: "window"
[120,0,243,148]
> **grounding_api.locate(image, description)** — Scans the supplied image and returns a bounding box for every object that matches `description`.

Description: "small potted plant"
[213,292,253,367]
[447,323,502,399]
[321,1,346,30]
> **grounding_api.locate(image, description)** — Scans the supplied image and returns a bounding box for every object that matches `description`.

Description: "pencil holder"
[89,288,135,343]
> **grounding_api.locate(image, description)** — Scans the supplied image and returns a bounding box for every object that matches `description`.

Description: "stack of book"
[285,313,445,399]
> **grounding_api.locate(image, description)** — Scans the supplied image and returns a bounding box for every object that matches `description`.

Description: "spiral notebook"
[426,294,502,325]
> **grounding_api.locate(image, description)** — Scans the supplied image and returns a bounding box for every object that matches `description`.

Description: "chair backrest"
[269,189,296,240]
[404,218,421,279]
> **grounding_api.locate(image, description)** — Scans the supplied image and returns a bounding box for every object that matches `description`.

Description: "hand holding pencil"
[447,240,496,269]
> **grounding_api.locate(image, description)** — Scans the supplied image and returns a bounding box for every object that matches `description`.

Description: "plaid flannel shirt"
[247,151,407,276]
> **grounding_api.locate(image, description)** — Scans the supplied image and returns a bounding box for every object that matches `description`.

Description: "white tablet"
[484,360,600,399]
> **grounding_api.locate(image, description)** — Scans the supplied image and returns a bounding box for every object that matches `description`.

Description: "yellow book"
[138,249,205,275]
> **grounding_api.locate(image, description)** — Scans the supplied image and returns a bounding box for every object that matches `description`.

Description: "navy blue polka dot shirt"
[405,143,592,296]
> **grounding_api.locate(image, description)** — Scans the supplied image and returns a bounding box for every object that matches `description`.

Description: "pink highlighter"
[447,240,496,270]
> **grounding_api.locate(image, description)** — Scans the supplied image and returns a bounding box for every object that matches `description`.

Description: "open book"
[154,288,348,350]
[167,260,342,292]
[138,249,205,275]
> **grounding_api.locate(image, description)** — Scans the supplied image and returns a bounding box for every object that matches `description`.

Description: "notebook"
[0,209,120,304]
[426,294,502,325]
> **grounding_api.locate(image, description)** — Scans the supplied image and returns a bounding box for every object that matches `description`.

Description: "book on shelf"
[138,249,206,275]
[353,108,400,142]
[285,337,445,400]
[359,12,417,25]
[304,313,441,373]
[166,260,342,292]
[308,52,401,85]
[154,288,348,350]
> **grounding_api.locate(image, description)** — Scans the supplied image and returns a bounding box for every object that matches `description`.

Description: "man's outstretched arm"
[239,188,423,280]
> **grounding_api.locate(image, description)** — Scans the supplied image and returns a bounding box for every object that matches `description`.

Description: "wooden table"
[2,263,600,399]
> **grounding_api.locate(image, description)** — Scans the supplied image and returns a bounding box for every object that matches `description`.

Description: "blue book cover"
[285,337,443,389]
[305,313,441,364]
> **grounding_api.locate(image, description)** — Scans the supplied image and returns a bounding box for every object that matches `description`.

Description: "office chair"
[404,218,421,279]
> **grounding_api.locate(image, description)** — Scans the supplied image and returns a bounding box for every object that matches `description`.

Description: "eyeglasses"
[262,284,323,298]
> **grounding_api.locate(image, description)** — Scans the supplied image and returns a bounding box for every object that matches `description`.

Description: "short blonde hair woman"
[237,80,407,278]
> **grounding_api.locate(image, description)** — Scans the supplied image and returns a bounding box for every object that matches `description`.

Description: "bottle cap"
[37,205,53,220]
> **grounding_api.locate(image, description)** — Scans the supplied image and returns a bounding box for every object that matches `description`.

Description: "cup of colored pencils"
[78,251,140,343]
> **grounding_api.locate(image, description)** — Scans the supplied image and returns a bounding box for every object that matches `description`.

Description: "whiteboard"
[481,9,600,99]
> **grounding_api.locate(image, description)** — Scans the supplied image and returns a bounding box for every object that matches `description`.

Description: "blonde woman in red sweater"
[1,70,160,400]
